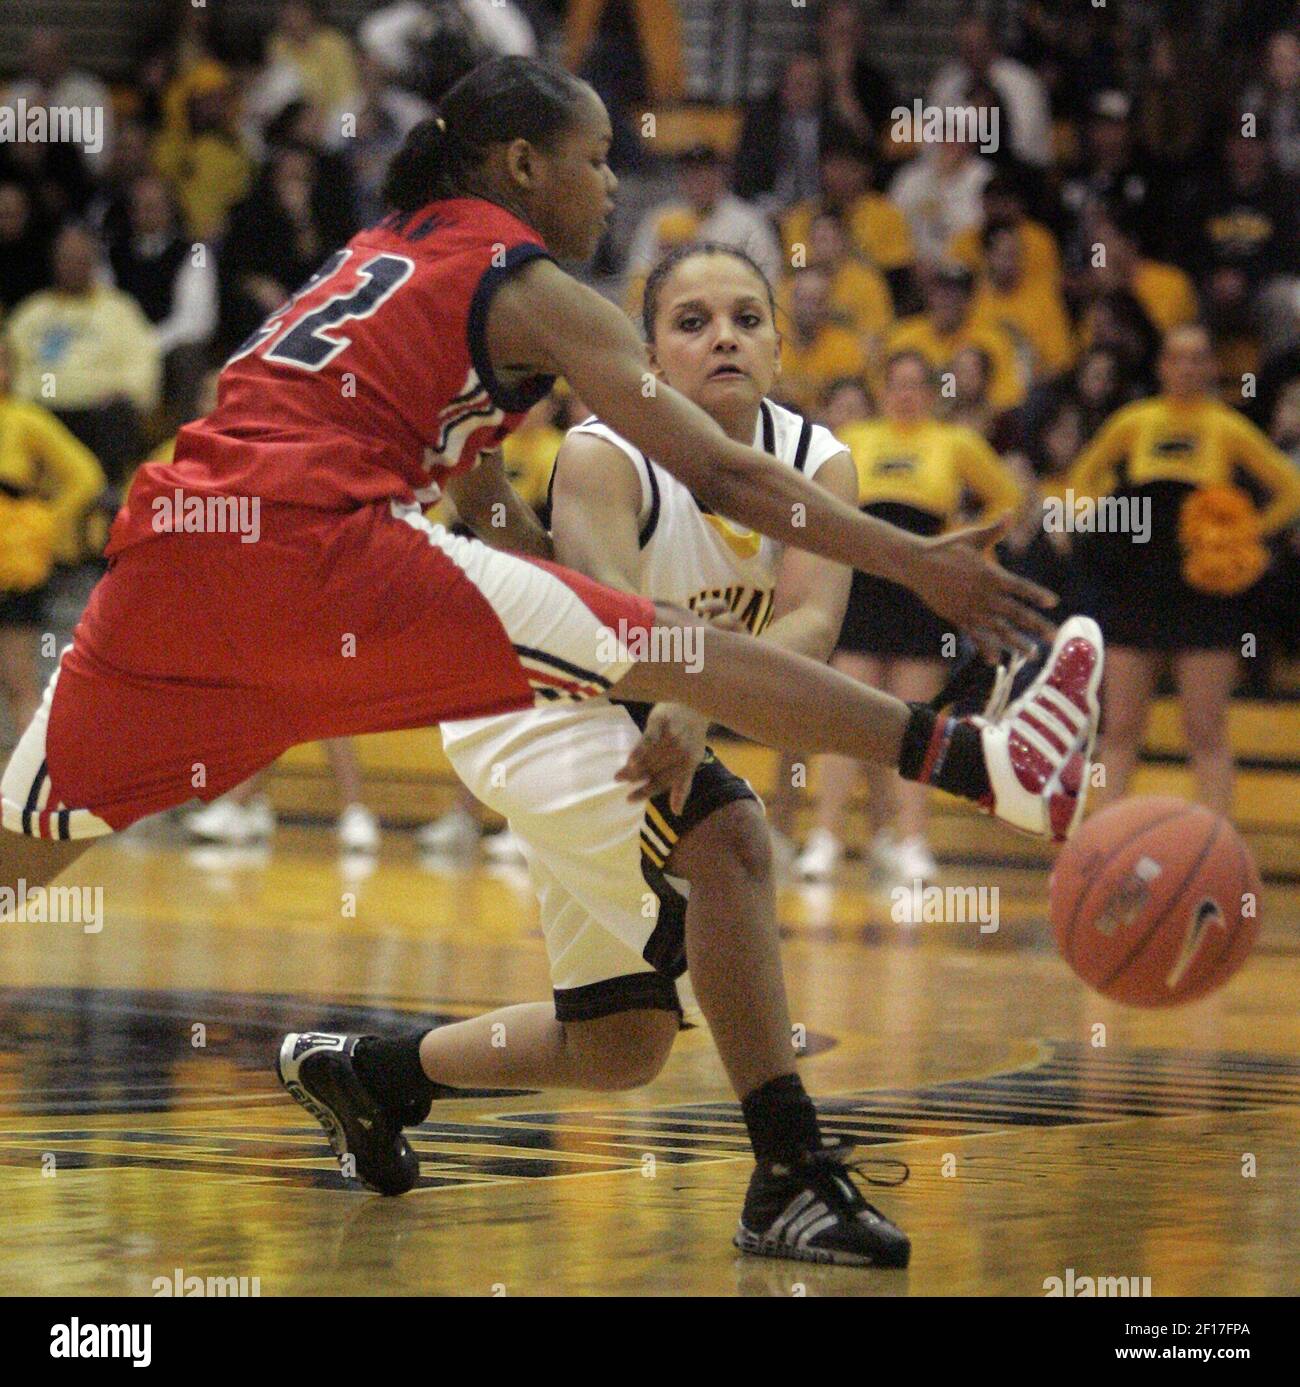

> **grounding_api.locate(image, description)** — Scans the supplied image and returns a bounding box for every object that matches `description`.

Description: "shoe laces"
[794,1141,909,1217]
[982,651,1029,723]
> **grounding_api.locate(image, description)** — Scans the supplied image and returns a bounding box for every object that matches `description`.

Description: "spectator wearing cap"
[624,144,782,318]
[152,65,253,241]
[969,223,1075,387]
[926,15,1052,169]
[779,128,915,310]
[883,262,1025,412]
[1179,119,1300,365]
[1241,30,1300,176]
[107,175,217,427]
[6,225,160,485]
[1060,90,1172,263]
[888,131,995,268]
[946,172,1062,291]
[773,266,870,417]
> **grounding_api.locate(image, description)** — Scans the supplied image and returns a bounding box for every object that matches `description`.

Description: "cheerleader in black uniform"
[1069,324,1300,818]
[797,350,1023,883]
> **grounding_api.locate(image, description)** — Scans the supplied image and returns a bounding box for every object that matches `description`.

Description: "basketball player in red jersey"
[1,59,1102,1259]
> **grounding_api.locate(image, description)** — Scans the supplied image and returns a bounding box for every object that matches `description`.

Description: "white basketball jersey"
[439,398,843,752]
[569,398,843,636]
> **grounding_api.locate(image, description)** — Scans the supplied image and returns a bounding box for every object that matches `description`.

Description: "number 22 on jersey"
[229,250,415,372]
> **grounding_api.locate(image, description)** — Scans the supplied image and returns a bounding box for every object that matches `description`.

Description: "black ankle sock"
[898,704,990,802]
[353,1032,441,1110]
[741,1073,822,1165]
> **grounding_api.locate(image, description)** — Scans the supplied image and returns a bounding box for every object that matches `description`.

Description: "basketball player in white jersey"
[282,244,1101,1266]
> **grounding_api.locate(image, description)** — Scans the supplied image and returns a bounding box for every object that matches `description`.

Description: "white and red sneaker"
[970,617,1104,842]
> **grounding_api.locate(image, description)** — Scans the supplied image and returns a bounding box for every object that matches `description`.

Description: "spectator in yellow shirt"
[970,224,1076,385]
[270,0,359,116]
[946,171,1062,289]
[797,349,1023,884]
[775,266,869,415]
[151,64,253,241]
[6,225,161,485]
[0,337,105,731]
[781,128,915,310]
[883,261,1026,412]
[1079,202,1199,335]
[778,212,894,347]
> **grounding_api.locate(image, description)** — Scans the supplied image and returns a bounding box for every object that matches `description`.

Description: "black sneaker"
[277,1032,420,1195]
[734,1143,911,1268]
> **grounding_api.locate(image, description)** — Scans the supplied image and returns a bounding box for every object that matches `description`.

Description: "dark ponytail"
[382,56,590,212]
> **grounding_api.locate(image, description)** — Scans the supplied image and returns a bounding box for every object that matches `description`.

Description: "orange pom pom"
[1178,486,1267,596]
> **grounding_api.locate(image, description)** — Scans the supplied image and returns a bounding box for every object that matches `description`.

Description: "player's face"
[649,255,780,415]
[521,92,616,262]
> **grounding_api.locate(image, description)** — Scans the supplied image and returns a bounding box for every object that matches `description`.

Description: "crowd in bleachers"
[3,0,1300,754]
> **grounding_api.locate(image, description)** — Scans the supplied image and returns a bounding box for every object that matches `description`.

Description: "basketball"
[1050,797,1262,1007]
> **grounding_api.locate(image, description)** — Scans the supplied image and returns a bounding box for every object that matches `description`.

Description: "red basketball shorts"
[1,500,655,838]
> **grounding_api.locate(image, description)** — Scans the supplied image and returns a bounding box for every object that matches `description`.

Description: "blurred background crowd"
[2,0,1299,863]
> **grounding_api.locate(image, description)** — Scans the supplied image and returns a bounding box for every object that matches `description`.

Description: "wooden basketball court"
[1,707,1297,1298]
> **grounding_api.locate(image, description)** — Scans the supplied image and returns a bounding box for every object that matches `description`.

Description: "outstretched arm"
[486,259,1056,657]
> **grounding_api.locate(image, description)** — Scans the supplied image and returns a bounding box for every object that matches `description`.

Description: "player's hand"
[912,515,1058,663]
[615,703,710,814]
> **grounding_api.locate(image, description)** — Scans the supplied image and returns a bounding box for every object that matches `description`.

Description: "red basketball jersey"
[110,197,555,551]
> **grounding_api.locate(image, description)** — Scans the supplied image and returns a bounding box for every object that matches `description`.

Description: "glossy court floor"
[1,762,1296,1299]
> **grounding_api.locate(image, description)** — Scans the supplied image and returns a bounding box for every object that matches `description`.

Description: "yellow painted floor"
[0,825,1296,1297]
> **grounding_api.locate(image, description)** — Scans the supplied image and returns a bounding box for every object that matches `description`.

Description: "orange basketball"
[1050,796,1262,1007]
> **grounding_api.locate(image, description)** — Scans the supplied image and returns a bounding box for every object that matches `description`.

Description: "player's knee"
[691,800,772,888]
[564,1010,676,1090]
